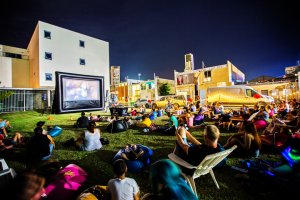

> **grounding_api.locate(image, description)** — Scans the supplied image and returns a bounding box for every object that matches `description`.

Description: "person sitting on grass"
[108,159,140,200]
[123,117,136,129]
[131,108,137,116]
[186,110,194,128]
[149,109,158,121]
[0,118,12,137]
[92,114,103,122]
[190,103,197,113]
[0,137,13,151]
[157,107,163,117]
[263,110,299,135]
[151,112,179,135]
[168,111,179,129]
[141,159,198,200]
[74,112,89,128]
[75,121,102,151]
[251,106,269,130]
[139,104,146,115]
[224,122,261,158]
[136,114,152,128]
[165,100,173,113]
[107,115,116,123]
[27,121,55,161]
[0,132,28,151]
[193,109,205,126]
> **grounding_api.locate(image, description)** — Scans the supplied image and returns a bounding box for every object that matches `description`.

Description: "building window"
[4,52,22,59]
[141,84,146,90]
[204,70,211,82]
[44,30,51,39]
[80,58,86,65]
[45,52,52,60]
[79,40,85,47]
[45,73,52,81]
[261,90,269,96]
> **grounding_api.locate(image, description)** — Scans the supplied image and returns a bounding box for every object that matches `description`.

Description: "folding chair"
[260,117,300,148]
[0,158,17,188]
[168,145,237,197]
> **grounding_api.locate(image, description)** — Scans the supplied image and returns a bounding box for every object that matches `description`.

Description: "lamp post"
[285,83,288,103]
[138,73,141,81]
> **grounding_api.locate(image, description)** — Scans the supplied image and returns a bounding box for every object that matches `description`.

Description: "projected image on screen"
[54,72,105,114]
[64,79,100,101]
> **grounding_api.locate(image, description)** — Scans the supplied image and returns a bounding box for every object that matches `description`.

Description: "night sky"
[0,0,299,81]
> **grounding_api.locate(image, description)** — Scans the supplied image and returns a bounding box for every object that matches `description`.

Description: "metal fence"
[0,89,53,113]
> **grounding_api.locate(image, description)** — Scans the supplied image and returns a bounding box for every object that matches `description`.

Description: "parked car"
[152,95,186,109]
[207,85,274,107]
[134,99,152,108]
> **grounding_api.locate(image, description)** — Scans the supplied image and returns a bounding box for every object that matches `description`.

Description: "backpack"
[100,138,109,145]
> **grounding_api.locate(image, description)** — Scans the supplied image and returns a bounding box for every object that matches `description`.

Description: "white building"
[28,21,109,91]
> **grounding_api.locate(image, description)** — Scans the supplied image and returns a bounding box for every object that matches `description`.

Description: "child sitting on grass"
[108,159,140,200]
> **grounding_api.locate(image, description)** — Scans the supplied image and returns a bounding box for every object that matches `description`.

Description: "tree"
[0,91,14,100]
[159,83,171,95]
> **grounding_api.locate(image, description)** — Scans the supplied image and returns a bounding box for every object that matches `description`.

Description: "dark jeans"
[156,125,176,135]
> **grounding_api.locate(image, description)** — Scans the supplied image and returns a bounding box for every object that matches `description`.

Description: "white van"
[207,85,274,107]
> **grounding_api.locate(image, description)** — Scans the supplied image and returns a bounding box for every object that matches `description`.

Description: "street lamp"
[138,73,141,81]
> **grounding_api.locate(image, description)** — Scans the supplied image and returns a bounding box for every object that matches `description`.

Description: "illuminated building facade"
[175,60,245,104]
[184,53,194,72]
[110,66,120,86]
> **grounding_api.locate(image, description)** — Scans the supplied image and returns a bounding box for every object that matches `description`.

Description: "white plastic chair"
[168,145,237,197]
[0,158,17,188]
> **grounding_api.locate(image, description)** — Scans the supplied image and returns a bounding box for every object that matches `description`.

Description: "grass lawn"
[1,110,298,200]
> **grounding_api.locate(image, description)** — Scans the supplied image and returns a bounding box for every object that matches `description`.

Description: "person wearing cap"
[27,121,55,161]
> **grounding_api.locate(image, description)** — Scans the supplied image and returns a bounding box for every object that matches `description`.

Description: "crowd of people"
[1,97,300,200]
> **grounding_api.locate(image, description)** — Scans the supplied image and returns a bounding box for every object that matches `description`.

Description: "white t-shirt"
[83,129,102,151]
[108,177,139,200]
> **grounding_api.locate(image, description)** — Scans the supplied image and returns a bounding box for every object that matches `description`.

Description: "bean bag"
[106,120,127,133]
[77,185,109,200]
[112,145,153,173]
[48,126,62,137]
[254,120,268,130]
[44,164,88,200]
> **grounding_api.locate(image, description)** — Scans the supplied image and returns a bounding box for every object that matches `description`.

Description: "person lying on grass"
[121,144,144,161]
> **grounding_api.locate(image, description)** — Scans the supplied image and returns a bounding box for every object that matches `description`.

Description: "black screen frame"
[54,71,105,114]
